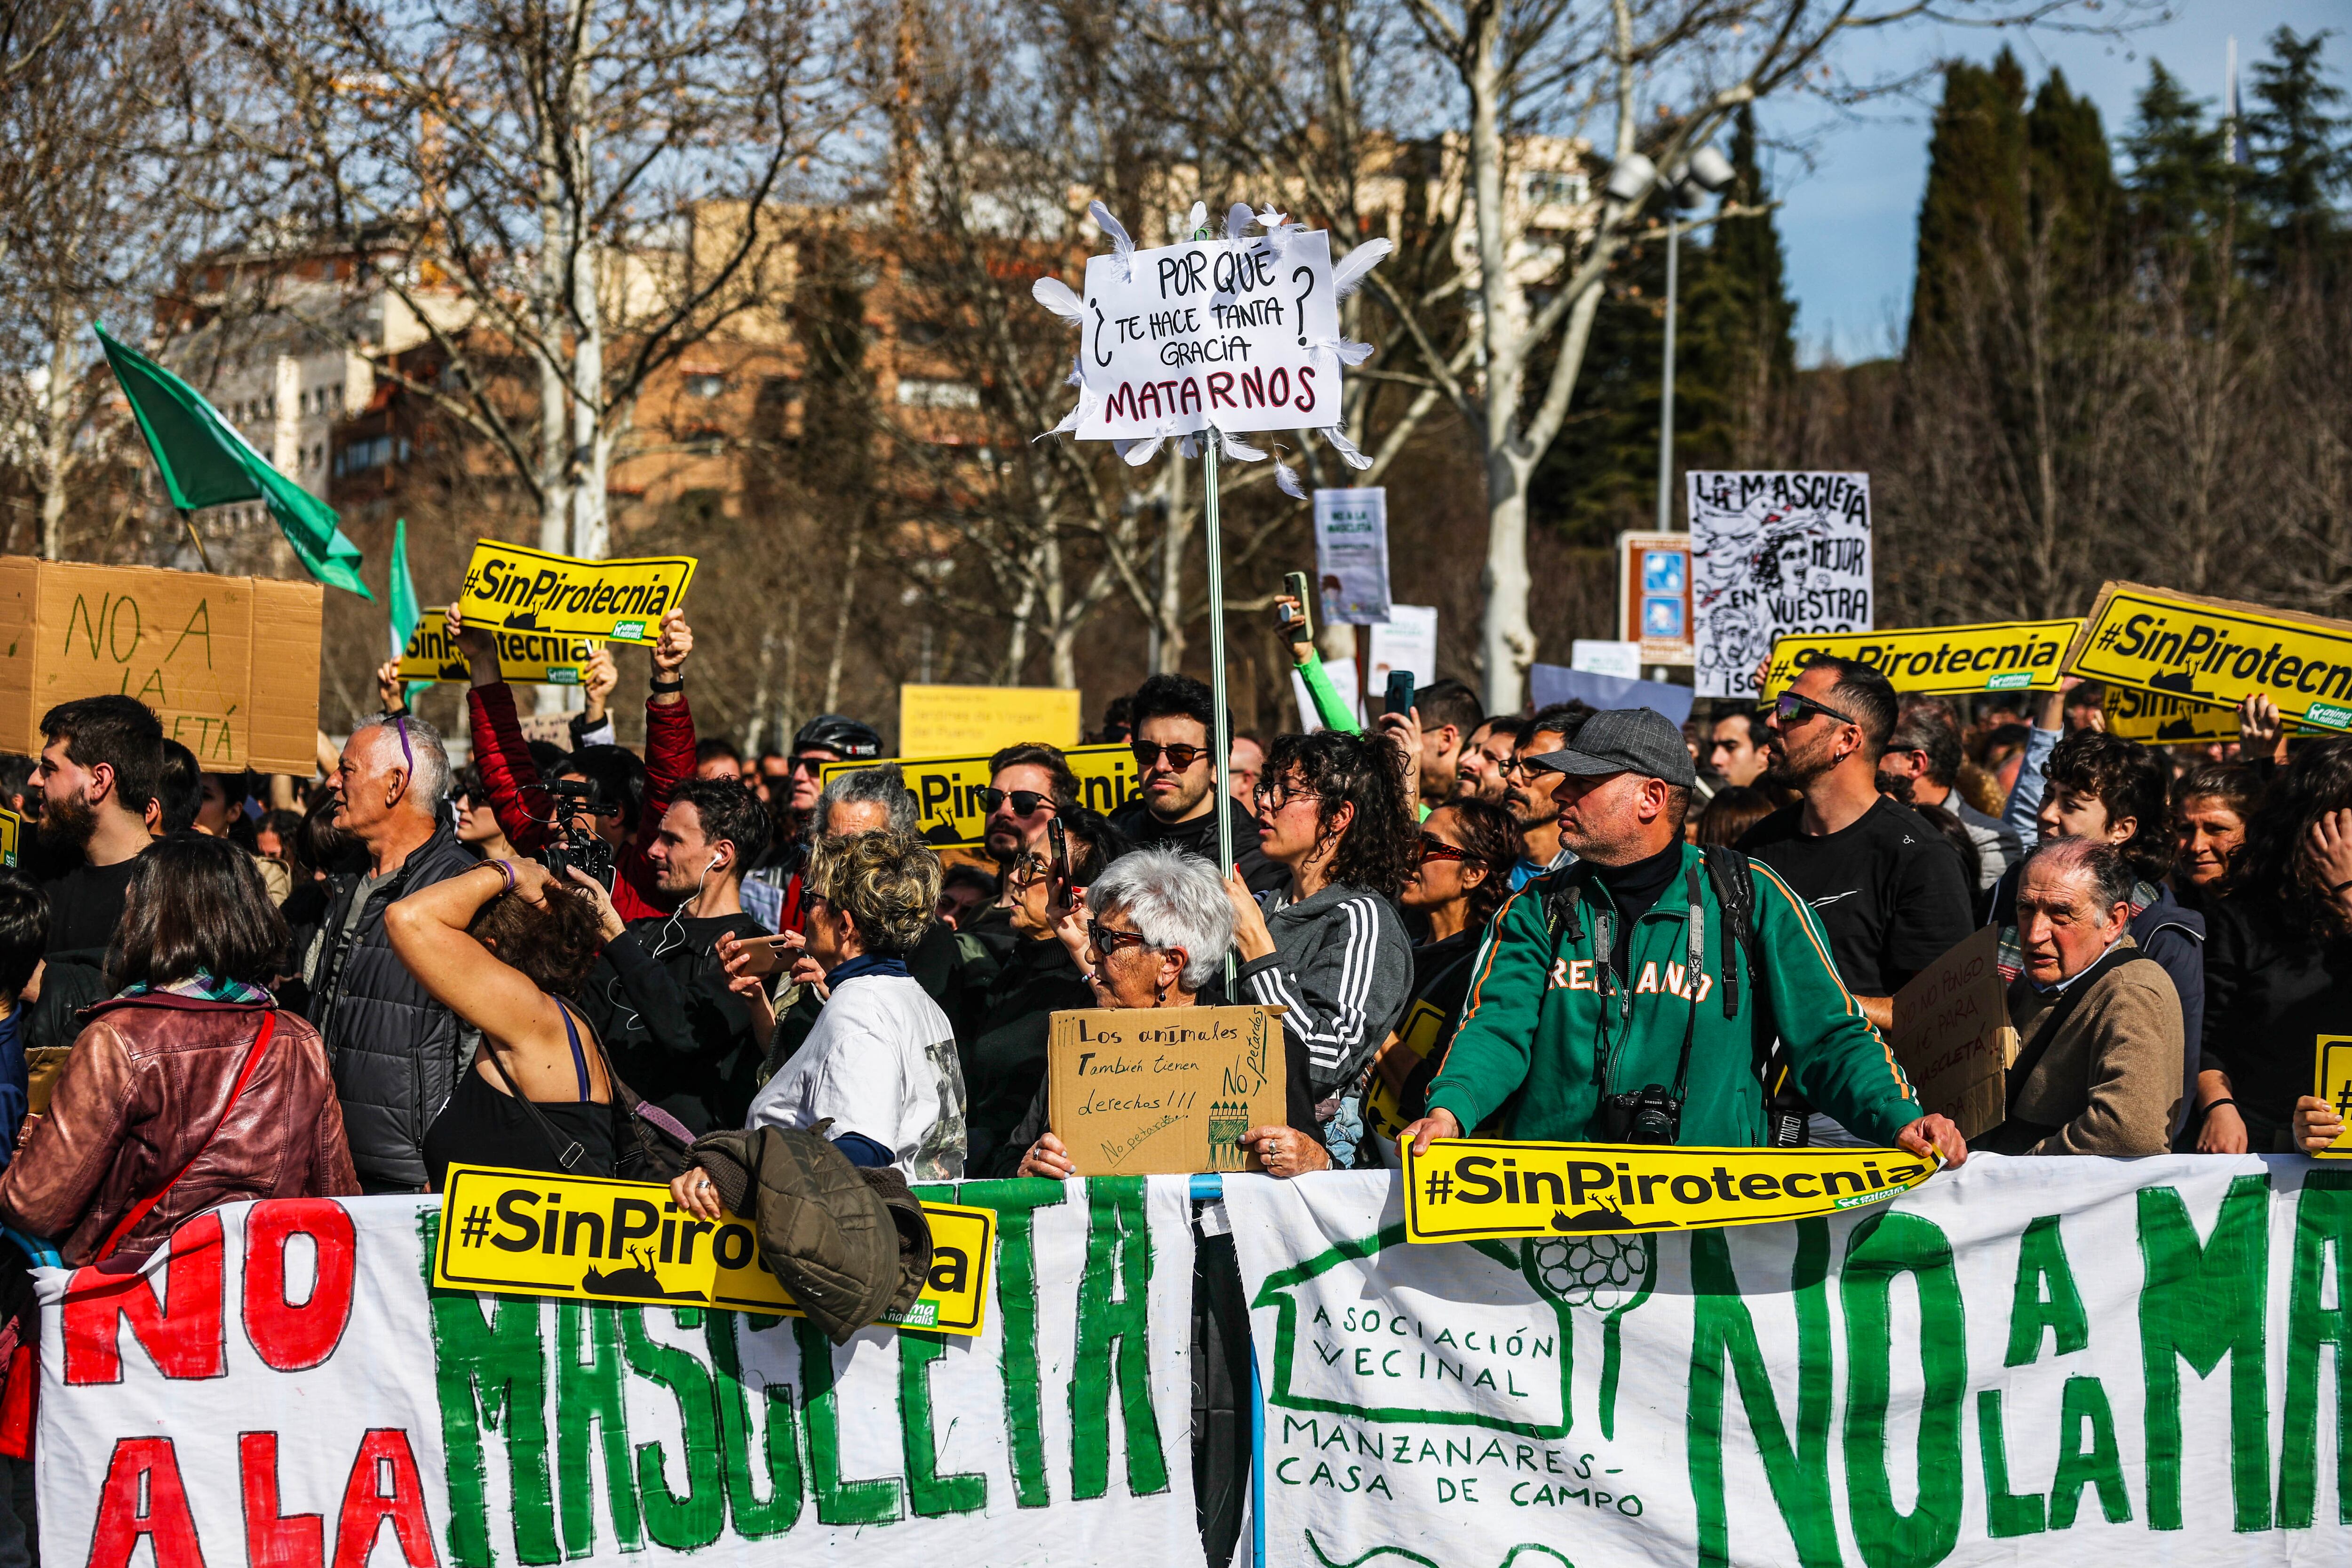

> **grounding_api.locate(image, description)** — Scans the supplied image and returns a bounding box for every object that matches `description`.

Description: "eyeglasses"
[1253,778,1319,812]
[1131,740,1208,772]
[1088,920,1155,956]
[1773,690,1857,729]
[981,788,1056,817]
[1413,834,1471,868]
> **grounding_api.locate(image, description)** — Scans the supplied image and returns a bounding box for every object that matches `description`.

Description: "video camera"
[540,778,618,891]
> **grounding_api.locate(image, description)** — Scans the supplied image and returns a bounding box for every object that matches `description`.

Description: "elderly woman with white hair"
[1001,847,1331,1178]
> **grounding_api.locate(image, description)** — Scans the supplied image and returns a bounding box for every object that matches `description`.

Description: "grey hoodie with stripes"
[1238,883,1414,1107]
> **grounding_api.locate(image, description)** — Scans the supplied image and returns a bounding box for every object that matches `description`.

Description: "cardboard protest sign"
[458,539,695,645]
[1072,229,1340,441]
[2067,580,2352,732]
[1618,530,1694,665]
[898,684,1081,755]
[433,1166,995,1332]
[819,742,1138,846]
[1760,619,2079,701]
[395,606,600,685]
[1888,925,2013,1139]
[1689,471,1871,699]
[0,557,320,772]
[1313,487,1391,624]
[2103,685,2249,744]
[1400,1138,1938,1243]
[1047,1005,1283,1176]
[0,804,15,868]
[2314,1038,2352,1158]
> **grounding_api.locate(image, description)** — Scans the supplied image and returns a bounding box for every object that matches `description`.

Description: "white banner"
[1314,489,1391,626]
[38,1178,1199,1568]
[1228,1157,2349,1567]
[1691,470,1872,699]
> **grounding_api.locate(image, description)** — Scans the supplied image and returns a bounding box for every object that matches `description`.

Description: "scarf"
[823,954,910,987]
[117,971,276,1006]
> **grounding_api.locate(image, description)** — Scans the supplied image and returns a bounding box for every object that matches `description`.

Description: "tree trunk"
[40,302,73,560]
[1480,447,1534,710]
[824,526,862,713]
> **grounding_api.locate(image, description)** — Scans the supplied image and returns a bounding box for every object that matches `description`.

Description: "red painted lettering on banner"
[239,1432,324,1568]
[331,1430,437,1568]
[243,1201,356,1371]
[64,1211,224,1384]
[88,1438,206,1568]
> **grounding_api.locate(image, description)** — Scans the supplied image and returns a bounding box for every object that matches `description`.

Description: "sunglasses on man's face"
[1773,690,1857,729]
[1131,740,1208,772]
[981,788,1056,817]
[1088,920,1154,957]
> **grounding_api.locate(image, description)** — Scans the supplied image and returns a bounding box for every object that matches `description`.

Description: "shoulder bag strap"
[2003,946,2150,1116]
[477,1023,588,1172]
[95,1011,279,1263]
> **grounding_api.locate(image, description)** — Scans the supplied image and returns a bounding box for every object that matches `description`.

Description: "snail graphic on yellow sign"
[1400,1138,1940,1244]
[432,1166,995,1335]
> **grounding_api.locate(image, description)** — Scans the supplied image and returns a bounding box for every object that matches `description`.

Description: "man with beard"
[967,743,1081,958]
[28,697,162,959]
[740,714,883,931]
[1107,674,1282,892]
[1453,716,1520,805]
[1736,657,1975,1033]
[1505,704,1592,891]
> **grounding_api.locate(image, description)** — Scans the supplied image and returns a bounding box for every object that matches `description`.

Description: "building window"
[1524,171,1589,208]
[684,373,725,398]
[332,434,409,477]
[897,378,979,410]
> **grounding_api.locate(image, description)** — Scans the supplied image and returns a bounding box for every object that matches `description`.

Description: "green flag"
[95,321,372,598]
[388,517,428,702]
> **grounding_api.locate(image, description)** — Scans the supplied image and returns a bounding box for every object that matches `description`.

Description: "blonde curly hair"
[805,830,941,958]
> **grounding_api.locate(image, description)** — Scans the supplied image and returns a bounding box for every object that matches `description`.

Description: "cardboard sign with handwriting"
[1888,925,2014,1139]
[0,557,321,773]
[1048,1005,1283,1176]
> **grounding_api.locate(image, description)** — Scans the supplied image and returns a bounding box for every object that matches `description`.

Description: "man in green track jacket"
[1402,708,1969,1165]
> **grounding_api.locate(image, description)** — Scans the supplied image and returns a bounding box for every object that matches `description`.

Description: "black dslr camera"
[1598,1083,1684,1146]
[541,778,618,891]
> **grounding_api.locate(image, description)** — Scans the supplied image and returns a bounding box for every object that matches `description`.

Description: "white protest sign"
[1690,470,1872,699]
[1231,1157,2348,1568]
[1573,639,1645,680]
[1314,487,1391,625]
[1293,656,1361,733]
[1368,605,1438,696]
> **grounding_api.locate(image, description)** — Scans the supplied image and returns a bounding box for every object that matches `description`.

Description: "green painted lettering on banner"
[1842,1212,1965,1568]
[704,1313,803,1538]
[1686,1220,1839,1568]
[901,1331,989,1515]
[425,1210,560,1568]
[2005,1215,2089,1367]
[557,1301,644,1556]
[795,1317,906,1524]
[2138,1176,2271,1531]
[959,1179,1067,1508]
[2050,1376,2130,1529]
[1975,1391,2044,1537]
[2281,1170,2352,1526]
[1069,1177,1170,1502]
[621,1308,725,1551]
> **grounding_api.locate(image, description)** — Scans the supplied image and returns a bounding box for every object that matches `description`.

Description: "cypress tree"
[1908,49,2030,353]
[2121,61,2233,252]
[2243,26,2350,278]
[2026,69,2122,300]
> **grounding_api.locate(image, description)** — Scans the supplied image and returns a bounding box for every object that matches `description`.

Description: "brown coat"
[2003,939,2185,1156]
[0,995,359,1265]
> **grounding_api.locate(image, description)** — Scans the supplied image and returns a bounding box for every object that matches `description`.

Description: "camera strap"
[1670,865,1704,1107]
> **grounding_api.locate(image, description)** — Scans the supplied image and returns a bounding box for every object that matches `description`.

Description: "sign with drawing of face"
[1687,472,1872,699]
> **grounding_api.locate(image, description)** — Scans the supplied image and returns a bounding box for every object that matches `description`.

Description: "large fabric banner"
[1227,1158,2350,1568]
[37,1178,1199,1568]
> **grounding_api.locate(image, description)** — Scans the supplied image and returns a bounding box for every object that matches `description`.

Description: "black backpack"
[1540,847,1806,1146]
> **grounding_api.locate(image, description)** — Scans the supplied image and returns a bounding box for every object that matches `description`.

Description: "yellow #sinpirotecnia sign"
[2101,685,2252,745]
[819,743,1141,849]
[2067,580,2352,733]
[396,607,602,686]
[1399,1139,1941,1244]
[2314,1038,2352,1160]
[457,540,697,646]
[432,1166,996,1335]
[0,805,16,868]
[1760,620,2080,701]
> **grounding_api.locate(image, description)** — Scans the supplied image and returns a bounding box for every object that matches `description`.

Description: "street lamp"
[1654,145,1735,533]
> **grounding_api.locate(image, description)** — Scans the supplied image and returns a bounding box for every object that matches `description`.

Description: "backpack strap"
[1699,846,1763,1020]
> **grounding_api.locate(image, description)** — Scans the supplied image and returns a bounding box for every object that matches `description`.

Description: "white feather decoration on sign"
[1331,238,1393,300]
[1218,433,1268,462]
[1185,200,1208,237]
[1088,201,1135,278]
[1225,203,1254,240]
[1322,425,1373,470]
[1275,459,1307,499]
[1032,275,1083,320]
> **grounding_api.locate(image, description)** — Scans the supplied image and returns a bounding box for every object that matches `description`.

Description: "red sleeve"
[467,684,555,852]
[639,692,696,831]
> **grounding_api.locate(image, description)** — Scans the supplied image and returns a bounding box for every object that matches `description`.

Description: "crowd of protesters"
[4,614,2352,1294]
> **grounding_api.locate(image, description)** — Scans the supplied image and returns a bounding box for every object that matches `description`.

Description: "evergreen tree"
[2026,68,2122,299]
[1908,48,2029,352]
[2122,61,2234,251]
[2244,27,2350,275]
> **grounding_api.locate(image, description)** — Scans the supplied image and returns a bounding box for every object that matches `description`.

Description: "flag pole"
[1204,428,1238,994]
[177,510,215,574]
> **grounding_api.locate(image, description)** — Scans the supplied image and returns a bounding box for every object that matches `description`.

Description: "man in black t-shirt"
[28,696,162,960]
[1737,658,1974,1029]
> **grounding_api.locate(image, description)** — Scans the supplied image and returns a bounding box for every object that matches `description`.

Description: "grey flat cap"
[1526,706,1697,788]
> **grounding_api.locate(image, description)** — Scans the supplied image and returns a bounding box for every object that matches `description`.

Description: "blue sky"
[1764,0,2346,364]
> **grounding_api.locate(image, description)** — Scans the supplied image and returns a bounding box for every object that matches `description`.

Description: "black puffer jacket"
[310,823,479,1192]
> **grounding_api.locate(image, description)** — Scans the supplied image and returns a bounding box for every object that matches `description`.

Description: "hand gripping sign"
[1032,200,1391,483]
